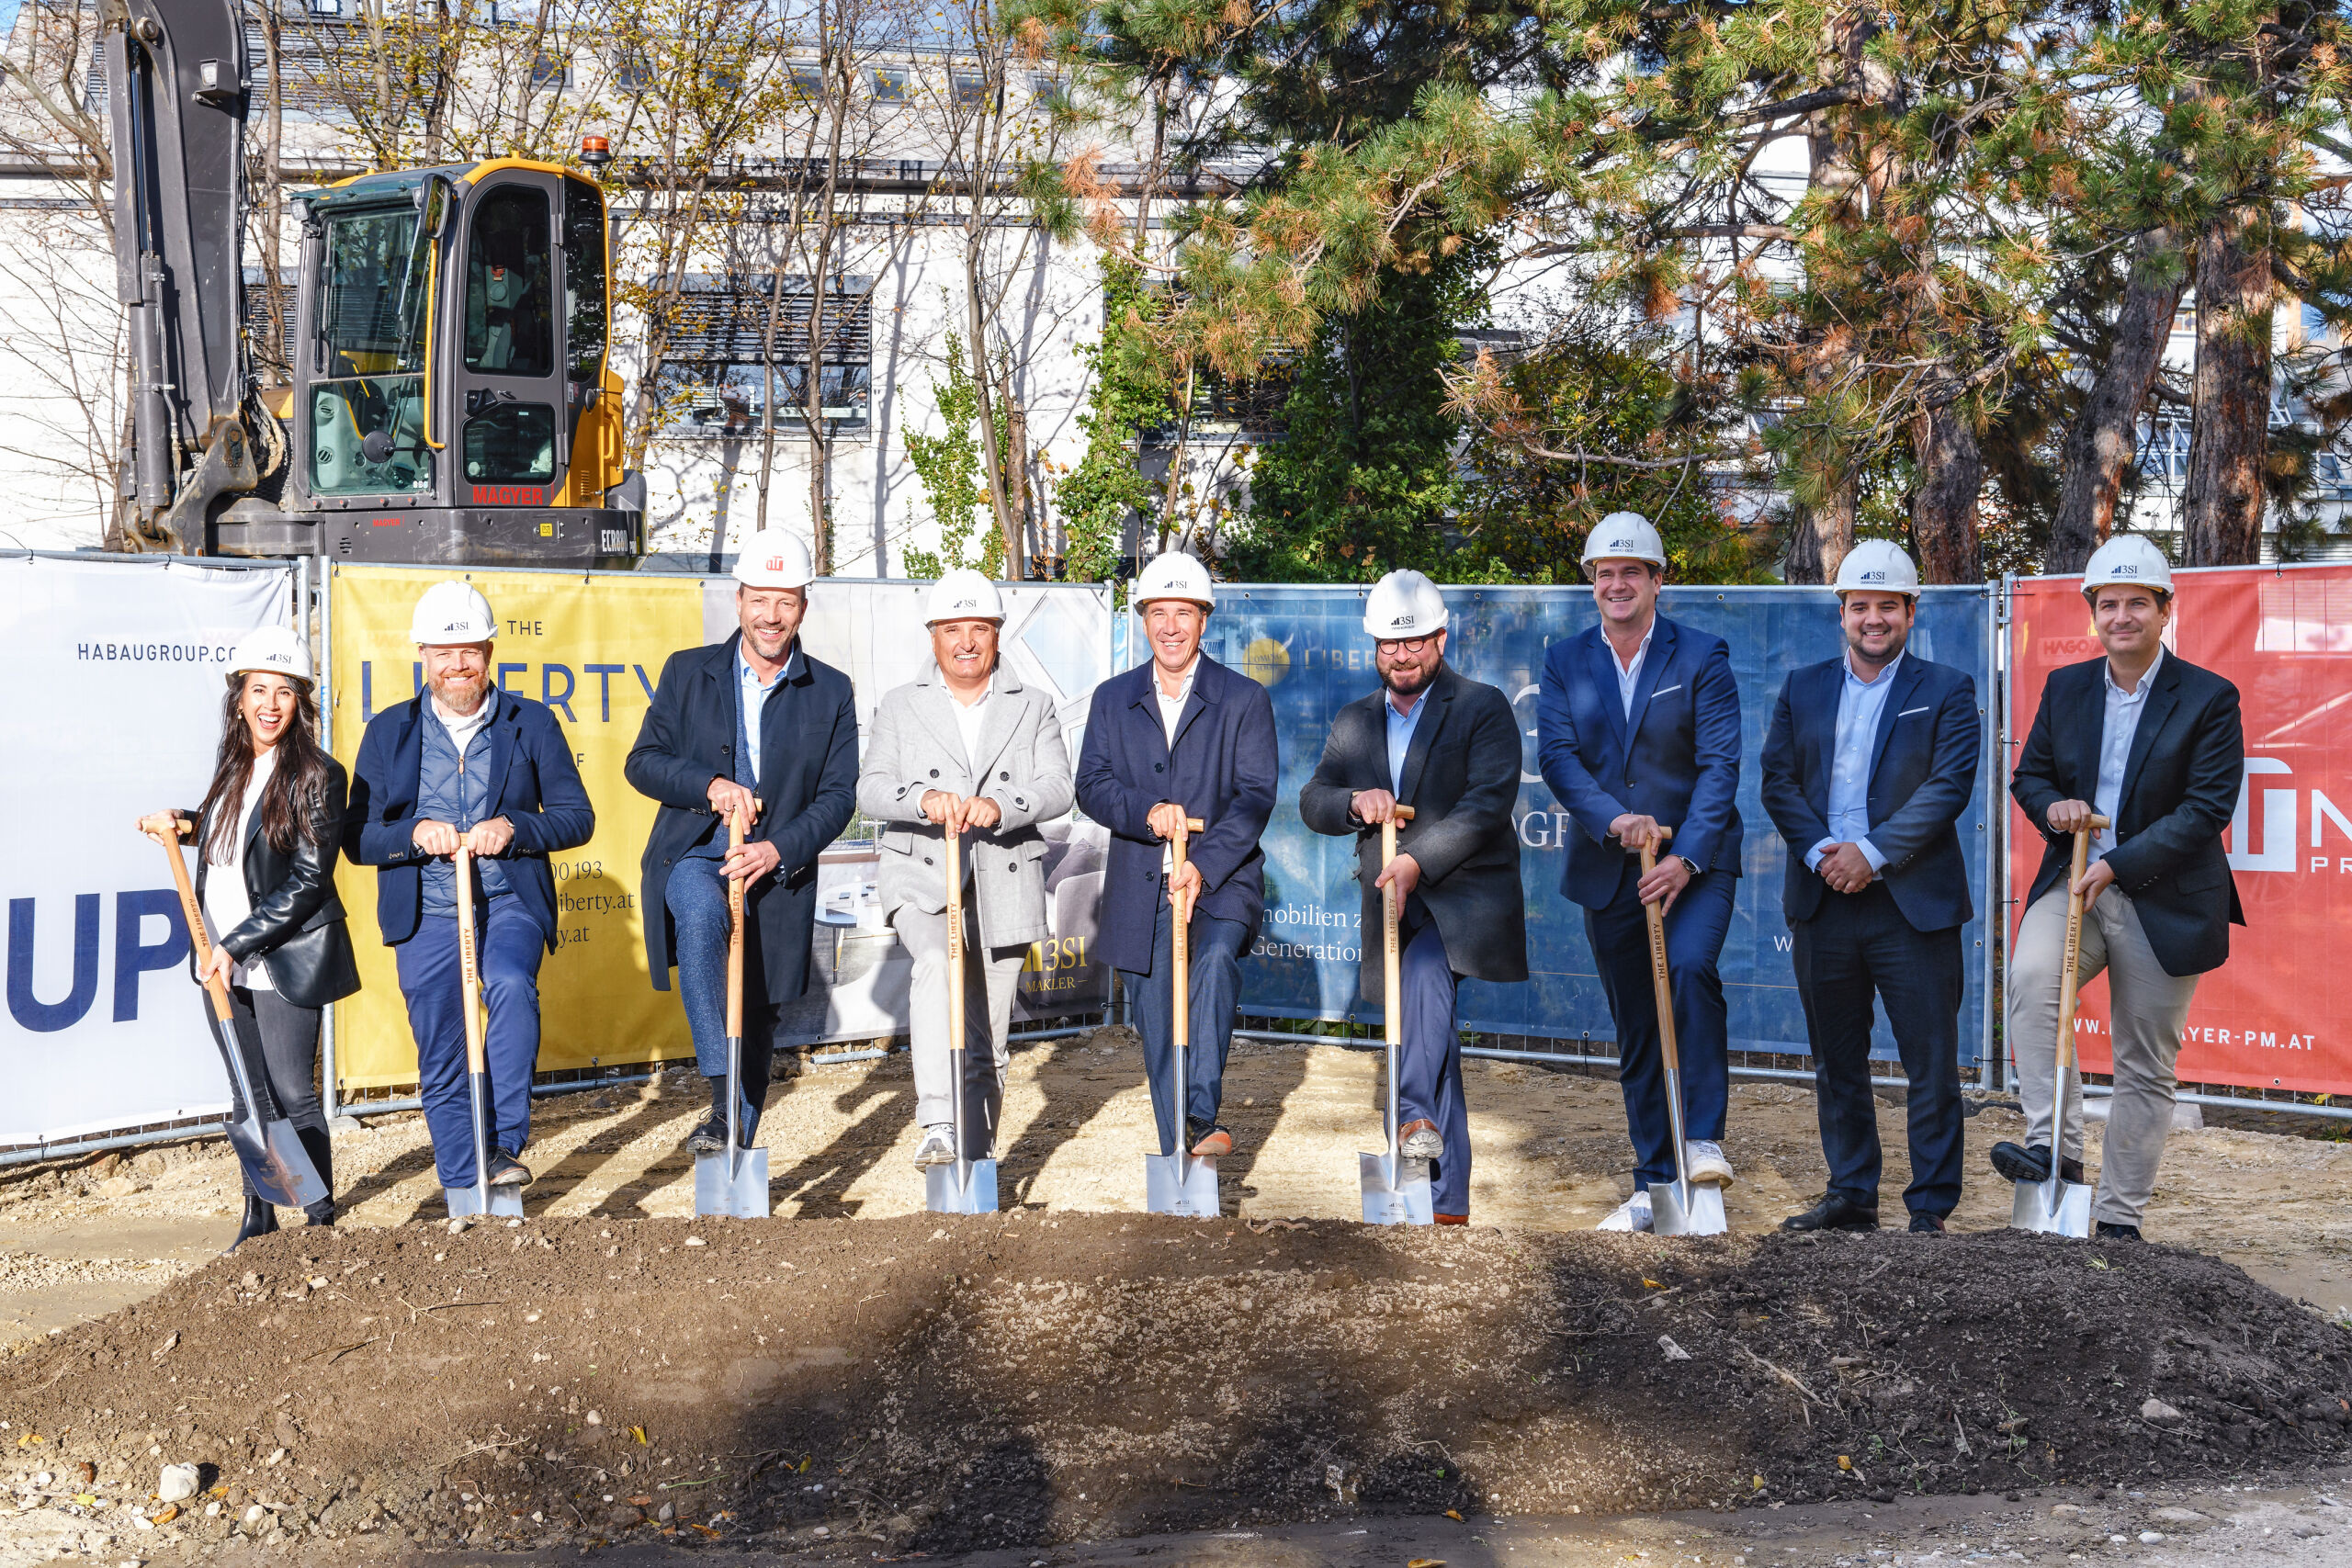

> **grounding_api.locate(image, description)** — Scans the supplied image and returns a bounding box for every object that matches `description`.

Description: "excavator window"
[563,177,605,389]
[311,205,432,495]
[465,187,553,376]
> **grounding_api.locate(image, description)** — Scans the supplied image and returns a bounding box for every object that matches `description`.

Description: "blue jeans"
[1123,886,1248,1156]
[1586,869,1736,1187]
[1396,915,1470,1217]
[665,850,775,1139]
[396,893,544,1189]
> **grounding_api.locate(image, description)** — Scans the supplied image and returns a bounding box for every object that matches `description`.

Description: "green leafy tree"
[902,331,1004,579]
[1054,259,1171,581]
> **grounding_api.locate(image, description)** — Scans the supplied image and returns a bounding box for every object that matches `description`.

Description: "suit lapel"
[1585,628,1629,753]
[2117,656,2181,822]
[2065,661,2108,799]
[1396,671,1452,806]
[1866,656,1928,783]
[483,692,519,810]
[968,666,1024,783]
[1805,660,1840,817]
[1170,657,1218,758]
[1623,617,1678,748]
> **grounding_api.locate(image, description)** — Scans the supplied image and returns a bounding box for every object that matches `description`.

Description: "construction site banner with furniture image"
[2009,562,2352,1095]
[327,566,1117,1096]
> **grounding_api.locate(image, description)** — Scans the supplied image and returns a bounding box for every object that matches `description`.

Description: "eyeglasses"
[1377,637,1436,654]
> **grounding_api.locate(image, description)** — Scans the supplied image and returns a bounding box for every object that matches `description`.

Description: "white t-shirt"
[203,748,279,992]
[951,681,992,773]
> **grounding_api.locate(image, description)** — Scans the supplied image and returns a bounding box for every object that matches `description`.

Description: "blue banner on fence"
[1119,585,1996,1065]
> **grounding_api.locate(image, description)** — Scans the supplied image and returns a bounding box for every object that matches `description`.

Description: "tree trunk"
[2183,209,2272,566]
[1783,479,1853,584]
[1910,397,1984,582]
[2048,228,2185,572]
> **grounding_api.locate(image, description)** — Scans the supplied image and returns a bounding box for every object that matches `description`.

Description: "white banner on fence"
[0,556,295,1146]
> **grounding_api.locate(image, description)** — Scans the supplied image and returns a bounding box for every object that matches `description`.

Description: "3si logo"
[1861,570,1886,582]
[2114,564,2140,576]
[1395,614,1415,626]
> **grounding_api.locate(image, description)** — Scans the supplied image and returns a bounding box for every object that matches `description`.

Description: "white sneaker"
[1598,1190,1654,1232]
[1686,1140,1736,1188]
[912,1126,956,1168]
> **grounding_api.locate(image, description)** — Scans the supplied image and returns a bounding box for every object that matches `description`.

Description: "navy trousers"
[1396,914,1470,1217]
[1123,885,1248,1156]
[1587,868,1736,1187]
[396,893,545,1189]
[664,848,778,1140]
[1791,880,1964,1218]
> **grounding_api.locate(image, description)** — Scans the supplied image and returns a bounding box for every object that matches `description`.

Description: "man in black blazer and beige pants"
[1300,570,1528,1224]
[1759,541,1980,1234]
[1999,536,2245,1241]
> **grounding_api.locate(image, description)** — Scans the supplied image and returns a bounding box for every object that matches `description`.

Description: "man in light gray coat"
[857,570,1075,1167]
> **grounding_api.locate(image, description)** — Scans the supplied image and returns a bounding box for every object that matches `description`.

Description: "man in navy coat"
[626,530,859,1154]
[1759,541,1981,1234]
[1075,552,1278,1159]
[346,580,594,1194]
[1537,513,1743,1233]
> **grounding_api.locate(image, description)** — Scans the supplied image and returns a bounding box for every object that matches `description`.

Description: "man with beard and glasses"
[346,580,594,1199]
[1760,541,1981,1235]
[628,531,859,1158]
[1538,513,1744,1234]
[1300,570,1528,1225]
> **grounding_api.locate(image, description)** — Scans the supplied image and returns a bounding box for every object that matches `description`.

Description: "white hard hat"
[1363,570,1448,640]
[226,625,312,683]
[2082,535,2174,596]
[1581,511,1668,569]
[1132,551,1216,609]
[732,529,814,590]
[1833,538,1922,597]
[410,580,496,645]
[926,568,1003,625]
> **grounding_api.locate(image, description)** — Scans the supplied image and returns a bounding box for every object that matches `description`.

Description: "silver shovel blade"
[1649,1179,1728,1236]
[1145,1152,1219,1217]
[695,1145,772,1219]
[2009,1175,2093,1236]
[1359,1150,1434,1225]
[924,1158,998,1214]
[444,1182,525,1219]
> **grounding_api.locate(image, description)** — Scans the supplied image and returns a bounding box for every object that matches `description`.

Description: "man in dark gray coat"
[1300,570,1528,1224]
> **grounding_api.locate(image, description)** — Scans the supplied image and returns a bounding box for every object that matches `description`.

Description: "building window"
[305,0,342,16]
[788,63,824,100]
[1029,73,1067,110]
[2137,417,2190,486]
[530,51,569,89]
[951,71,987,106]
[870,67,906,102]
[653,275,874,438]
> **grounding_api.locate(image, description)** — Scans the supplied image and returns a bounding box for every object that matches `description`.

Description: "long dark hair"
[199,676,334,862]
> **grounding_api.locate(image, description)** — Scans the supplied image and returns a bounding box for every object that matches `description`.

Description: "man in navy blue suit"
[1075,552,1278,1159]
[346,580,594,1196]
[1759,541,1981,1234]
[1539,513,1744,1232]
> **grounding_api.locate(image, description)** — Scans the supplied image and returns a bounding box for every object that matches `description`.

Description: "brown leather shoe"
[1189,1125,1234,1157]
[1434,1213,1468,1226]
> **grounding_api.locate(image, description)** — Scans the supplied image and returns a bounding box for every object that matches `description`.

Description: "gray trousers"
[891,900,1022,1156]
[2007,887,2199,1226]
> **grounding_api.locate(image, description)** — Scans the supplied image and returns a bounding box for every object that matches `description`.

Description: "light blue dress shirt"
[2092,648,2162,861]
[1611,621,1656,720]
[1806,651,1902,874]
[736,639,802,786]
[1385,688,1426,795]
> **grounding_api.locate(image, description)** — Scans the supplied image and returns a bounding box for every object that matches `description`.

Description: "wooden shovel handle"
[2050,818,2111,1087]
[726,816,745,1039]
[155,831,234,1023]
[1637,835,1681,1073]
[454,847,488,1077]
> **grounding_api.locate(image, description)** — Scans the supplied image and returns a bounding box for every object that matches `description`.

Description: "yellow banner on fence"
[326,563,704,1091]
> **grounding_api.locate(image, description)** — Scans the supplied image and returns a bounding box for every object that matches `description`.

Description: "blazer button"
[930,769,940,779]
[1008,863,1017,873]
[1154,762,1164,773]
[923,855,933,865]
[1000,771,1010,781]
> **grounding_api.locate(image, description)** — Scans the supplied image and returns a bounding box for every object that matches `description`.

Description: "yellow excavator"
[105,0,640,565]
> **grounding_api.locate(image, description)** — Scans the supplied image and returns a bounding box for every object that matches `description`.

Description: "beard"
[1382,659,1437,697]
[429,667,490,715]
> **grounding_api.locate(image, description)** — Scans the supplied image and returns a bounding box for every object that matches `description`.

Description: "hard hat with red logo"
[732,529,815,590]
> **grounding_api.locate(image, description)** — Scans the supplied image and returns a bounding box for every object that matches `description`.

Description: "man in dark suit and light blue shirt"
[1537,513,1743,1233]
[346,580,595,1194]
[627,530,860,1156]
[1996,535,2244,1242]
[1075,552,1279,1159]
[1759,540,1981,1234]
[1300,570,1529,1224]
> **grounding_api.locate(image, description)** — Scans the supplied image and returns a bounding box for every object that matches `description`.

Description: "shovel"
[1361,805,1433,1225]
[446,847,524,1220]
[2009,815,2109,1238]
[1640,833,1725,1237]
[1146,816,1220,1217]
[154,827,327,1211]
[925,815,998,1214]
[697,811,771,1218]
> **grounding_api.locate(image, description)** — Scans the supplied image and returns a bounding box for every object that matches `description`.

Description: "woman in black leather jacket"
[140,626,360,1249]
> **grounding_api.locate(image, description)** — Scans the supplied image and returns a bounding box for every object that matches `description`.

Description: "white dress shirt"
[1609,619,1657,720]
[2093,648,2164,861]
[203,747,278,991]
[950,681,992,773]
[1807,651,1903,874]
[1155,656,1200,871]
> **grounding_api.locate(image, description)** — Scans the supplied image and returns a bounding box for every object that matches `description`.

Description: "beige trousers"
[891,900,1022,1155]
[2006,887,2199,1226]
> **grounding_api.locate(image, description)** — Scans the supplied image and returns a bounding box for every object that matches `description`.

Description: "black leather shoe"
[2095,1221,2143,1242]
[1989,1142,2086,1186]
[1908,1212,1947,1234]
[225,1194,278,1254]
[486,1149,533,1187]
[1781,1193,1880,1232]
[686,1115,727,1155]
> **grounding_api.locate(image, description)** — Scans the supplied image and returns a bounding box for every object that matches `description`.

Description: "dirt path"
[6,1030,2347,1355]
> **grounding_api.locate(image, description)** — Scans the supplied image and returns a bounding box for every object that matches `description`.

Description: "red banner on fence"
[2009,563,2352,1094]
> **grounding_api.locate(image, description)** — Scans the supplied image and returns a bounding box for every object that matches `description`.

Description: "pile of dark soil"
[4,1214,2347,1558]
